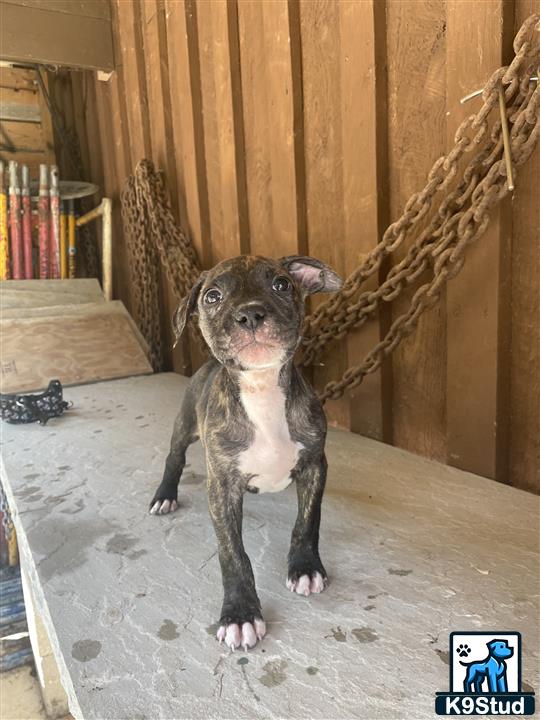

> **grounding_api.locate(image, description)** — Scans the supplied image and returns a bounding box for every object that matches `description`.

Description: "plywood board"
[0,279,104,309]
[1,300,149,354]
[0,306,152,393]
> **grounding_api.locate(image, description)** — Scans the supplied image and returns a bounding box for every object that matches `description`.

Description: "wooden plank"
[76,72,104,194]
[115,0,152,167]
[509,0,540,493]
[196,0,249,261]
[1,300,149,354]
[338,0,391,441]
[0,87,40,123]
[2,0,111,20]
[0,278,104,308]
[1,2,114,71]
[386,0,447,459]
[445,0,514,480]
[0,310,152,394]
[165,0,210,267]
[101,0,134,312]
[141,0,189,375]
[0,151,46,176]
[299,0,350,430]
[165,0,210,373]
[0,67,37,91]
[35,71,56,165]
[0,102,40,123]
[237,0,304,258]
[0,120,44,153]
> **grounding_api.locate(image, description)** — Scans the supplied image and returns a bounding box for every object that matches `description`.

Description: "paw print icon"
[456,643,471,658]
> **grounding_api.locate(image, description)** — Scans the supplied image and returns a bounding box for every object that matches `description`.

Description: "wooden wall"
[73,0,539,493]
[0,67,55,175]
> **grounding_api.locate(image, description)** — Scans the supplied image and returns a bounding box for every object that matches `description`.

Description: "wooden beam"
[509,0,540,493]
[196,0,250,261]
[141,0,189,375]
[237,0,306,259]
[340,0,391,441]
[1,2,114,71]
[445,0,514,480]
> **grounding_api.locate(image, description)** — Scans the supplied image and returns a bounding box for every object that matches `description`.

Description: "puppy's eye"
[204,288,222,304]
[272,276,290,293]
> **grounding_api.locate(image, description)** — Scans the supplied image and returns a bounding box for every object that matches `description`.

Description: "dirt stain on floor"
[352,627,379,643]
[259,660,288,688]
[158,619,179,641]
[72,639,102,662]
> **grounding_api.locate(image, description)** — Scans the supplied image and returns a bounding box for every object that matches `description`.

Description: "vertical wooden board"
[445,0,513,480]
[114,0,152,168]
[338,0,389,441]
[93,76,117,198]
[165,0,210,372]
[386,0,447,460]
[141,0,188,374]
[78,72,104,193]
[509,0,540,493]
[299,0,350,429]
[97,1,133,311]
[196,0,249,262]
[237,0,302,258]
[165,0,210,267]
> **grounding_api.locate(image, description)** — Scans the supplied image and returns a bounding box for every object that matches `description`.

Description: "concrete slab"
[1,373,538,719]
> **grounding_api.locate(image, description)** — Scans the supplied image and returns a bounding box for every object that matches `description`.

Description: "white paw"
[149,499,178,515]
[286,571,326,596]
[216,619,266,651]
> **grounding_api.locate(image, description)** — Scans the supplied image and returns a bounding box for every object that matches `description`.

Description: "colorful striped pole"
[21,165,33,279]
[60,201,67,279]
[0,161,9,280]
[38,164,49,279]
[49,166,60,279]
[68,199,76,279]
[8,162,23,280]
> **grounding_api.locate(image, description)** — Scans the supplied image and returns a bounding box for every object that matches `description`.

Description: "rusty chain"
[121,161,204,369]
[120,14,539,402]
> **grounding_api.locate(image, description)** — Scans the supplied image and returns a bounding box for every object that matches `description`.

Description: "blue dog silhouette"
[460,639,513,693]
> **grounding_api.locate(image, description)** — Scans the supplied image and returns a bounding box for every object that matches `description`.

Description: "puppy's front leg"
[207,474,266,650]
[287,454,328,596]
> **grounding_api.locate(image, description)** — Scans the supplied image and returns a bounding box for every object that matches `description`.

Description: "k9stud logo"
[435,632,535,715]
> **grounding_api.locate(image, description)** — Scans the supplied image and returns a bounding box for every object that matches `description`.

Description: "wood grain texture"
[0,279,103,308]
[509,0,540,492]
[79,0,539,491]
[386,0,447,460]
[446,0,513,480]
[237,0,304,258]
[1,1,114,70]
[196,0,249,261]
[0,308,152,394]
[142,0,188,375]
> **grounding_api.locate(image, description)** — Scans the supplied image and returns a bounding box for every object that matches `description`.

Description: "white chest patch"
[238,369,304,494]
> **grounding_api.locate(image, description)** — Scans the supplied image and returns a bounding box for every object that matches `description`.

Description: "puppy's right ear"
[173,272,207,344]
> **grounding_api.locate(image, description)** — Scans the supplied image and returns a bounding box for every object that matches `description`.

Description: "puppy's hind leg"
[149,391,198,515]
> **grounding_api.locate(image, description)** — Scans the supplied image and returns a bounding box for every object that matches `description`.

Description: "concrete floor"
[1,373,539,719]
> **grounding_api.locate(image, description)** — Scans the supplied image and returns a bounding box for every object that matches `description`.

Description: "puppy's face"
[175,255,342,370]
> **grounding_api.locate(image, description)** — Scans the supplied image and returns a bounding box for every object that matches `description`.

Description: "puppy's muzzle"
[233,303,267,332]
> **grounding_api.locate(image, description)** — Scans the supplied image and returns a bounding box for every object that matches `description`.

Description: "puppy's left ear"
[173,272,207,344]
[279,255,343,295]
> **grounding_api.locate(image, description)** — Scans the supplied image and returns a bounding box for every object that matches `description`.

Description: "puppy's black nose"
[234,304,266,331]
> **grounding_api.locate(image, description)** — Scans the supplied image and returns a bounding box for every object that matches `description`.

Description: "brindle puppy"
[149,255,342,650]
